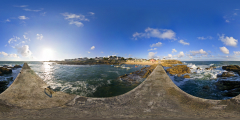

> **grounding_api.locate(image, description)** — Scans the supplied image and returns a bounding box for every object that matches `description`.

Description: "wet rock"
[0,67,12,74]
[215,80,240,91]
[221,88,240,97]
[196,67,202,70]
[166,65,191,75]
[217,72,235,78]
[14,65,22,68]
[2,65,8,68]
[202,85,210,89]
[177,74,182,77]
[0,81,8,93]
[222,65,240,75]
[183,75,190,78]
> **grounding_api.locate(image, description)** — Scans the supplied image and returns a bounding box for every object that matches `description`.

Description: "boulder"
[221,88,240,97]
[14,65,22,68]
[202,85,210,89]
[0,67,12,74]
[215,80,240,91]
[205,66,216,70]
[221,72,235,77]
[0,71,2,76]
[222,65,240,75]
[166,65,191,75]
[217,72,235,78]
[183,75,190,78]
[196,67,202,70]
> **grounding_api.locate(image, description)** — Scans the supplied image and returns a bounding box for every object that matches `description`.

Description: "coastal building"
[65,59,72,61]
[150,59,156,63]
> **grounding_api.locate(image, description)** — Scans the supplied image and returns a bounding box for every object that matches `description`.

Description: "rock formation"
[166,65,191,76]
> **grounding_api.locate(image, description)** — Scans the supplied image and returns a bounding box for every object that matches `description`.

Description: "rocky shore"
[0,65,22,93]
[214,65,240,97]
[118,64,158,85]
[53,60,126,65]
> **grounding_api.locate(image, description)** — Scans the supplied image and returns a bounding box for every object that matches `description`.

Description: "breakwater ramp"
[1,63,240,119]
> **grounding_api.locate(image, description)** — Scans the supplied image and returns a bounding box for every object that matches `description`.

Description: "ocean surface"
[164,61,240,100]
[0,61,148,97]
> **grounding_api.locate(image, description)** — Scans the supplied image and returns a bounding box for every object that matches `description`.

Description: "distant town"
[49,55,162,62]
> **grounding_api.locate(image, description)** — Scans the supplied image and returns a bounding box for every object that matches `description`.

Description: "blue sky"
[1,0,240,61]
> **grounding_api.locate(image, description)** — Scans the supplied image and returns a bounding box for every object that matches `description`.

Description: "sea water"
[0,61,147,97]
[165,61,240,100]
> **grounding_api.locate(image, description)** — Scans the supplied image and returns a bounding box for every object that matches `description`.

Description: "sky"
[1,0,240,61]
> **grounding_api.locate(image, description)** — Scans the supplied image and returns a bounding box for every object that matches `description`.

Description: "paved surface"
[1,63,240,119]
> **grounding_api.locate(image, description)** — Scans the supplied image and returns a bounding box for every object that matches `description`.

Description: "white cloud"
[61,12,89,21]
[8,36,20,44]
[88,51,90,54]
[148,48,157,51]
[40,12,46,16]
[133,27,176,40]
[23,35,28,39]
[88,12,95,15]
[197,36,213,40]
[226,20,230,23]
[36,34,43,40]
[5,19,10,22]
[18,16,29,20]
[91,46,95,50]
[16,45,32,57]
[178,51,184,58]
[148,52,157,59]
[168,54,172,58]
[234,51,240,55]
[9,54,19,58]
[218,34,238,47]
[178,40,189,45]
[219,46,229,54]
[14,5,28,7]
[150,42,162,47]
[61,12,89,27]
[172,49,177,53]
[190,49,208,56]
[69,20,84,27]
[234,13,238,16]
[23,8,43,12]
[0,51,8,56]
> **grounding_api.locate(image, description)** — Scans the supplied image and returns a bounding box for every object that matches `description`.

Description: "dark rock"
[0,72,2,76]
[14,65,22,68]
[215,80,240,91]
[222,65,240,75]
[221,88,240,97]
[2,65,8,67]
[202,85,210,89]
[197,67,201,70]
[222,72,235,77]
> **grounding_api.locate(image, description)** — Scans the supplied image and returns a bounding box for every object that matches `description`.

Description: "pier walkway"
[1,63,240,119]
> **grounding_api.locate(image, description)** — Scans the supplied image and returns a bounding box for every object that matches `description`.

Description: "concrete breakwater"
[1,63,240,119]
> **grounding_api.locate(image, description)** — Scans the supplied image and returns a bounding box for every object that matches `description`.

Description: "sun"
[42,48,54,61]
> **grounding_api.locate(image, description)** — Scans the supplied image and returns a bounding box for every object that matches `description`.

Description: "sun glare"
[42,48,54,61]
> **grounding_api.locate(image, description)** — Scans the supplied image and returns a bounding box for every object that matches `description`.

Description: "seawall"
[0,63,240,119]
